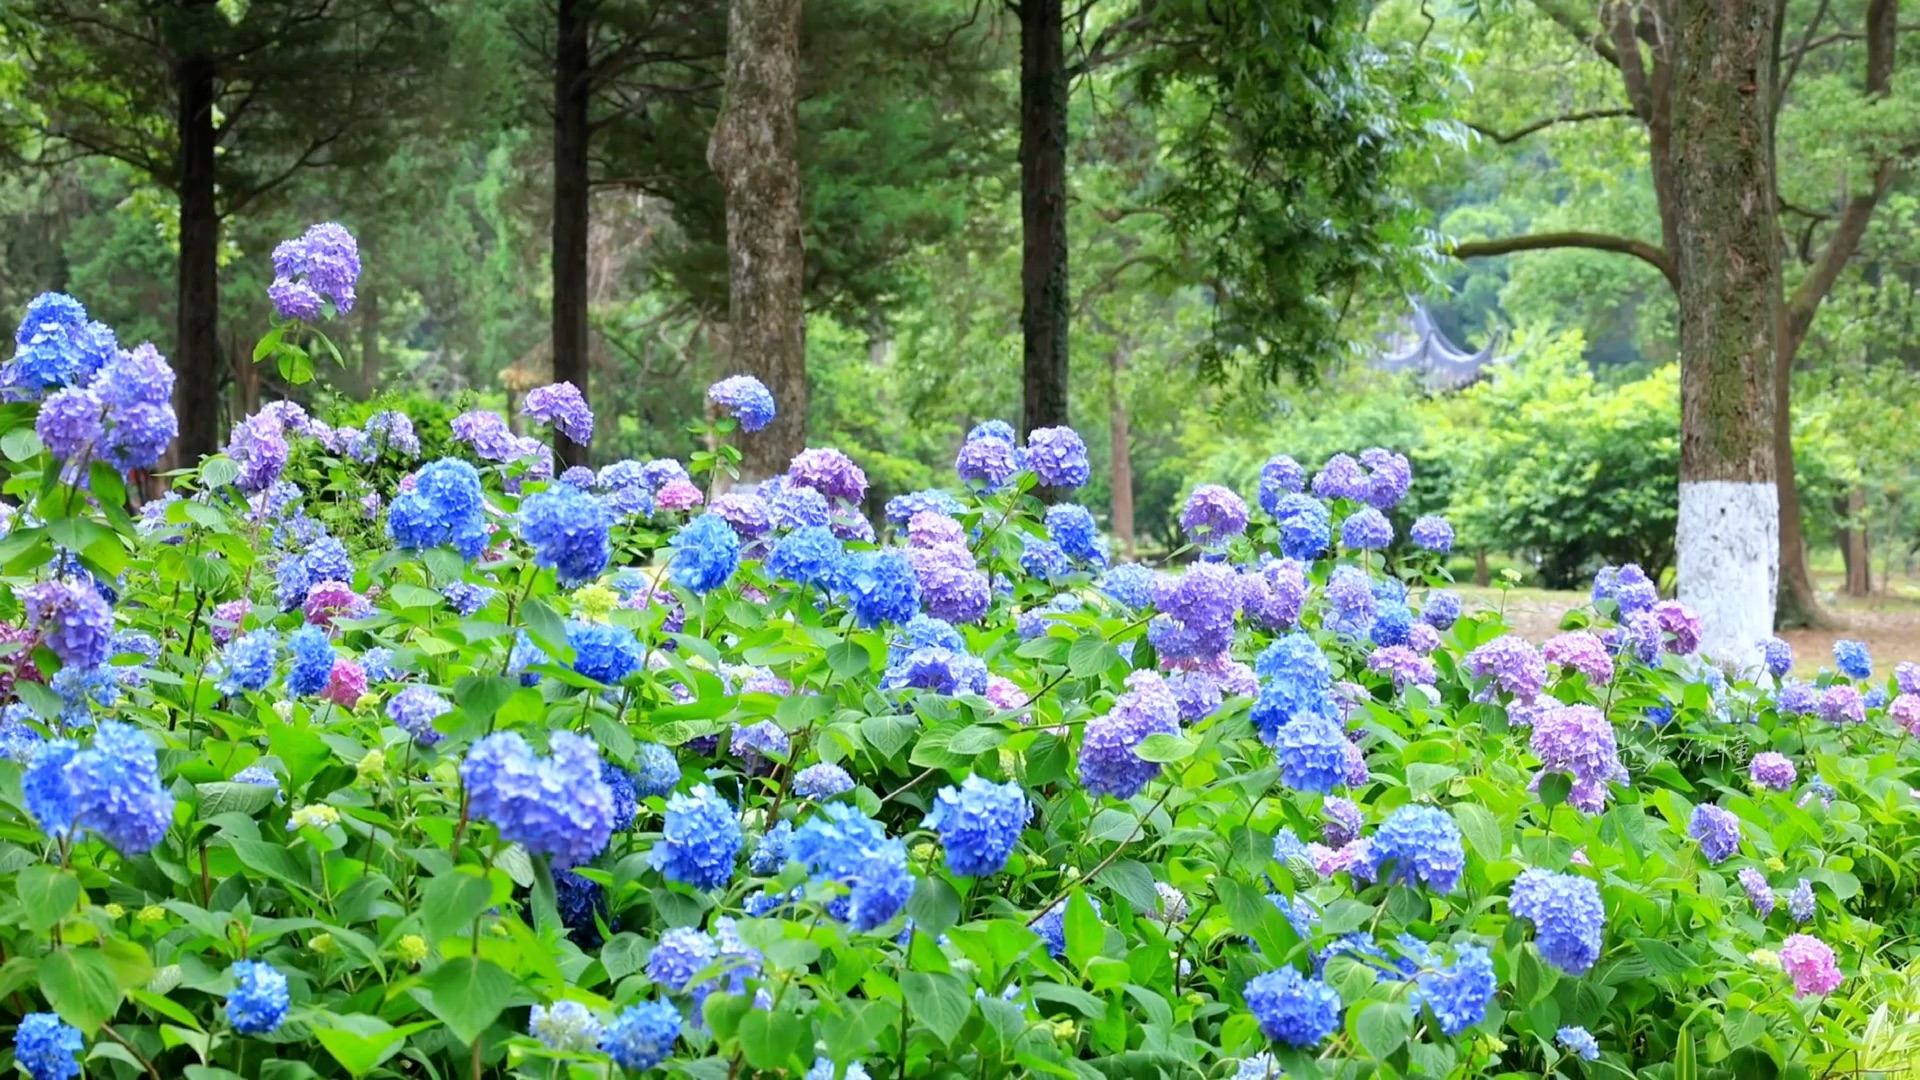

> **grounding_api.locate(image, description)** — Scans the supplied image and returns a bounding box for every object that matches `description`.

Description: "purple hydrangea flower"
[20,578,114,669]
[1322,565,1375,636]
[1787,878,1816,923]
[1688,803,1741,864]
[1763,637,1794,679]
[523,382,594,443]
[1409,515,1454,553]
[1340,507,1393,550]
[460,731,615,868]
[1026,426,1089,488]
[1242,558,1308,631]
[1079,671,1180,799]
[1257,454,1305,515]
[1749,751,1796,791]
[1180,485,1249,546]
[270,223,360,317]
[1311,454,1368,501]
[1816,684,1865,726]
[1543,631,1613,685]
[1465,635,1547,700]
[1358,448,1410,509]
[1529,704,1625,812]
[707,374,776,432]
[1150,562,1241,662]
[788,448,868,504]
[1367,645,1435,689]
[1739,867,1775,917]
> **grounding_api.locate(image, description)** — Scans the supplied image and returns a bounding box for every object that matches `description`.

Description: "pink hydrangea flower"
[1890,693,1920,737]
[303,580,369,628]
[655,478,704,512]
[1779,933,1843,997]
[323,658,368,708]
[1543,631,1614,685]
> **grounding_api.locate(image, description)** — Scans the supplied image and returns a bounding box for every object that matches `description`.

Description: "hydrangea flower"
[1762,637,1794,678]
[1340,507,1393,550]
[1409,516,1454,553]
[13,1012,82,1080]
[837,550,920,628]
[884,489,961,525]
[1834,639,1872,679]
[1510,869,1605,974]
[795,762,855,799]
[1045,503,1104,561]
[387,687,450,746]
[707,374,776,431]
[20,578,113,670]
[1748,751,1796,791]
[323,657,367,707]
[1272,493,1331,561]
[530,1000,604,1053]
[1543,631,1613,685]
[519,484,612,588]
[599,1000,681,1071]
[1688,803,1741,864]
[270,222,359,317]
[284,625,334,697]
[956,435,1019,491]
[1367,644,1436,689]
[1274,715,1349,794]
[1079,671,1180,799]
[1465,635,1547,700]
[1257,454,1305,514]
[788,447,868,503]
[1250,634,1338,741]
[1150,562,1241,662]
[1359,448,1411,509]
[9,292,116,395]
[1243,966,1342,1048]
[1816,684,1864,726]
[924,775,1029,877]
[652,784,742,890]
[1242,559,1308,631]
[1321,565,1374,636]
[460,731,615,868]
[1739,867,1775,917]
[1026,426,1089,487]
[632,742,681,798]
[1778,933,1842,997]
[1557,1026,1600,1061]
[1033,895,1103,957]
[1529,704,1625,813]
[1180,484,1248,546]
[669,514,741,594]
[790,803,913,931]
[1019,539,1072,581]
[226,960,290,1035]
[387,458,488,559]
[1407,940,1497,1036]
[522,382,593,443]
[1369,805,1465,894]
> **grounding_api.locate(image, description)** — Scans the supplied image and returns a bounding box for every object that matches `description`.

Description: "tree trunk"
[357,284,381,399]
[1108,343,1134,560]
[708,0,807,480]
[173,34,221,464]
[1019,0,1070,437]
[551,0,593,468]
[1474,550,1490,587]
[1842,486,1872,595]
[1669,0,1782,667]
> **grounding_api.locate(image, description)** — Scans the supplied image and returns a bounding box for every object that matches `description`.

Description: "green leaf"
[1134,733,1197,763]
[737,1006,811,1071]
[420,871,495,947]
[1096,860,1160,913]
[199,456,241,490]
[901,970,972,1046]
[826,641,871,679]
[16,681,65,725]
[947,723,1007,755]
[600,935,648,982]
[313,1017,437,1077]
[1536,771,1572,810]
[195,781,280,820]
[453,675,518,727]
[1068,632,1120,678]
[388,584,443,609]
[1635,937,1692,978]
[1355,1000,1413,1060]
[417,957,513,1045]
[1221,878,1301,964]
[520,598,573,661]
[906,876,962,940]
[230,838,314,895]
[1063,890,1103,972]
[252,325,286,361]
[17,865,81,934]
[39,949,121,1033]
[1451,803,1502,860]
[860,714,916,759]
[1,427,43,462]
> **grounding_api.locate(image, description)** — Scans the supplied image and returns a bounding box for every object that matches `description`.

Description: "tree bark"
[173,30,221,464]
[1669,0,1781,666]
[1019,0,1070,437]
[1108,342,1134,560]
[709,0,807,480]
[1840,486,1872,595]
[552,0,594,468]
[357,284,381,400]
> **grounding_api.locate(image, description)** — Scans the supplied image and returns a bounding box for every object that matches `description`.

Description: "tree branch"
[1533,0,1622,67]
[1774,0,1831,118]
[1463,107,1637,144]
[1448,231,1678,291]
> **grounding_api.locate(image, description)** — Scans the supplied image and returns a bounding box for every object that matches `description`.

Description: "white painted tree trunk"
[1676,480,1779,669]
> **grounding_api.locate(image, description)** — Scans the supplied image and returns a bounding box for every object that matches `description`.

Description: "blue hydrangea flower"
[1250,634,1338,743]
[647,925,720,993]
[1099,563,1156,610]
[1407,940,1496,1036]
[1834,639,1872,680]
[225,960,290,1034]
[1080,671,1180,799]
[1322,565,1375,636]
[794,762,855,799]
[597,762,639,834]
[652,784,742,890]
[1688,803,1741,864]
[1045,504,1102,561]
[20,579,114,670]
[925,775,1029,877]
[669,514,741,594]
[284,625,334,697]
[1243,966,1342,1048]
[1760,637,1793,679]
[1026,427,1089,488]
[956,435,1019,491]
[23,741,79,838]
[1369,805,1465,894]
[1370,602,1413,648]
[0,712,45,763]
[568,621,642,684]
[837,550,921,628]
[768,526,845,586]
[440,581,496,617]
[1257,454,1305,514]
[708,374,777,432]
[1311,453,1369,501]
[599,1000,681,1071]
[388,458,489,559]
[1019,539,1073,581]
[1234,1053,1283,1080]
[520,484,612,588]
[529,1000,604,1052]
[790,803,914,931]
[1557,1025,1600,1061]
[1510,868,1605,974]
[1409,516,1454,553]
[749,820,794,875]
[1787,877,1816,923]
[55,720,174,854]
[884,489,962,526]
[1273,715,1350,794]
[555,869,613,947]
[523,382,594,443]
[1340,507,1393,550]
[12,1012,82,1080]
[460,731,616,868]
[387,686,450,746]
[1033,895,1103,958]
[1423,589,1462,631]
[631,742,681,798]
[806,1059,872,1080]
[1272,493,1331,561]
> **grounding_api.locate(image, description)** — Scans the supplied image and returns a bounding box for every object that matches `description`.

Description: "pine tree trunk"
[174,36,221,464]
[1108,343,1134,560]
[551,0,593,468]
[1019,0,1070,437]
[1670,0,1782,667]
[358,284,381,399]
[709,0,807,480]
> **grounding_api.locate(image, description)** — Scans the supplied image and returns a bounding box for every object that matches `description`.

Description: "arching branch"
[1463,107,1637,144]
[1448,231,1678,292]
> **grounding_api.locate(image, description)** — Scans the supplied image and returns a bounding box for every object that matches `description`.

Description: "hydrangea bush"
[0,232,1913,1079]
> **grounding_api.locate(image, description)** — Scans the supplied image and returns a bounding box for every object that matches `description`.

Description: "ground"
[1457,569,1920,674]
